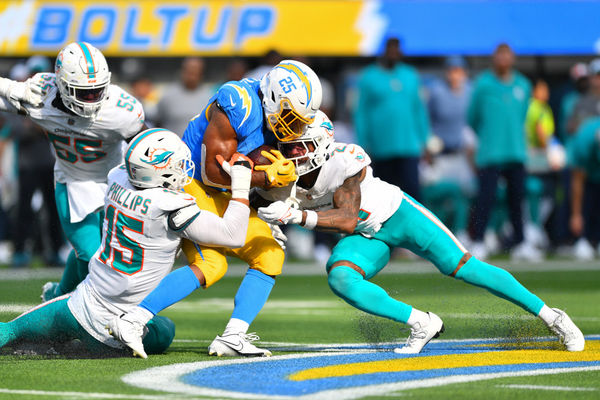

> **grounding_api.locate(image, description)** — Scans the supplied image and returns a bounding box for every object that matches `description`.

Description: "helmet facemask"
[278,115,334,176]
[58,78,110,118]
[267,99,315,142]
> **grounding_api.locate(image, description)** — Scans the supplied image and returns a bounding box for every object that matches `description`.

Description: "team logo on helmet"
[141,148,174,170]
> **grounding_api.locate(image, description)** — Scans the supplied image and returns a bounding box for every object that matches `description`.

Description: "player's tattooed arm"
[312,167,366,234]
[203,104,268,188]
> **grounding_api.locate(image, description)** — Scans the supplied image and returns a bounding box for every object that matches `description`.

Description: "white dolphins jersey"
[260,143,403,237]
[0,73,145,222]
[67,166,196,348]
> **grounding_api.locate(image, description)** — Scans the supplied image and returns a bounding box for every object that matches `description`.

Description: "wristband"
[302,210,318,230]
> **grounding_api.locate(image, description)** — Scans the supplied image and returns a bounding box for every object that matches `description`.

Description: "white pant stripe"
[402,194,467,254]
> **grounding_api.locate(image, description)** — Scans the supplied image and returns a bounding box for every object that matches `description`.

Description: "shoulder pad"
[110,86,145,137]
[217,82,254,130]
[329,143,370,177]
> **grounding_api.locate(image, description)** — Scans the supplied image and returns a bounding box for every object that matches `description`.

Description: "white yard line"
[0,260,598,281]
[498,384,597,392]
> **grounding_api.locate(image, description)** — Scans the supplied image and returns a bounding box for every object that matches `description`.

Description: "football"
[247,144,277,166]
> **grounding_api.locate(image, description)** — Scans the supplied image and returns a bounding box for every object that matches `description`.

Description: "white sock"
[406,308,430,328]
[223,318,249,335]
[127,306,154,325]
[537,305,559,326]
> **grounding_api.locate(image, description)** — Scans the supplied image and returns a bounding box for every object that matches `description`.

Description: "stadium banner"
[0,0,599,57]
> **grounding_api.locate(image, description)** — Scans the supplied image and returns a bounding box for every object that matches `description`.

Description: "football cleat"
[106,315,148,359]
[394,312,444,354]
[208,332,272,357]
[548,308,585,351]
[41,282,59,302]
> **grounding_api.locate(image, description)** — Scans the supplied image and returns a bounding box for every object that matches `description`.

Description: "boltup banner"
[0,0,599,57]
[0,0,367,56]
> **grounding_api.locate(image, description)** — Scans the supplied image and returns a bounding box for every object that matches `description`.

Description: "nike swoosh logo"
[230,94,236,106]
[218,338,244,352]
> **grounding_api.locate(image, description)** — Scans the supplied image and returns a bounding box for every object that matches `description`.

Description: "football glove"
[255,149,297,188]
[216,153,254,199]
[0,77,45,111]
[258,200,302,225]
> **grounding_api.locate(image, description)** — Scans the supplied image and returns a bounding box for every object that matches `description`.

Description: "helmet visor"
[74,86,106,103]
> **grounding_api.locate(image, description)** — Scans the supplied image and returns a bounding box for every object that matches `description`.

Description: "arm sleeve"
[177,200,250,248]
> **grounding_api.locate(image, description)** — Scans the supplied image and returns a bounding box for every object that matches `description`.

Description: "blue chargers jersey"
[183,78,275,182]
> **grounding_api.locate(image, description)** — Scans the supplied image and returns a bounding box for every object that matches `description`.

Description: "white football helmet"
[55,42,111,118]
[260,60,322,142]
[278,110,334,176]
[125,128,195,191]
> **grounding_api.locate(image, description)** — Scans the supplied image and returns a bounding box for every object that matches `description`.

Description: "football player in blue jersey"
[114,60,322,357]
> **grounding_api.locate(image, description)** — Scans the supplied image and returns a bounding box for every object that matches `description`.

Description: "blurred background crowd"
[2,39,600,268]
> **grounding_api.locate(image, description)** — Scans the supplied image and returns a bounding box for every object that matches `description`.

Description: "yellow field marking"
[290,341,600,381]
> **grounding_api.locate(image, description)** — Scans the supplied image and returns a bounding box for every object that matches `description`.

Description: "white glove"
[0,77,45,110]
[216,153,253,199]
[258,200,303,225]
[267,223,287,250]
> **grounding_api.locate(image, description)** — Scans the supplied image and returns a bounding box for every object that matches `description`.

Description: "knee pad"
[327,266,363,298]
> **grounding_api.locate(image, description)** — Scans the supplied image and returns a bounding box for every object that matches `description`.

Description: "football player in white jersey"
[257,111,585,354]
[0,128,254,358]
[0,42,148,302]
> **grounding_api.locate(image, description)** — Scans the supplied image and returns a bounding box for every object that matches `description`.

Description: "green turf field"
[0,261,599,399]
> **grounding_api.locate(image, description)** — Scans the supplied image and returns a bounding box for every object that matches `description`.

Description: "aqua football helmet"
[260,60,322,142]
[55,42,111,118]
[278,110,334,176]
[125,128,195,190]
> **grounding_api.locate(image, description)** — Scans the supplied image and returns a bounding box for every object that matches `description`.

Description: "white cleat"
[208,332,272,357]
[106,315,148,359]
[394,312,444,354]
[548,308,585,351]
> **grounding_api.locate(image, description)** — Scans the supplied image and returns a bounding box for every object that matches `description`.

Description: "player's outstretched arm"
[202,105,275,188]
[257,168,365,234]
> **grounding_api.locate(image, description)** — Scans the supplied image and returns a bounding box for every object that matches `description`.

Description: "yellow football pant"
[182,179,285,288]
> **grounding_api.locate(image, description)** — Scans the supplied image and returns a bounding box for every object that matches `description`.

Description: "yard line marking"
[498,384,597,392]
[0,304,34,313]
[0,388,196,399]
[0,260,598,280]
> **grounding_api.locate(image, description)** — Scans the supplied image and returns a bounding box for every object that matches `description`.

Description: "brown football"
[247,144,277,166]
